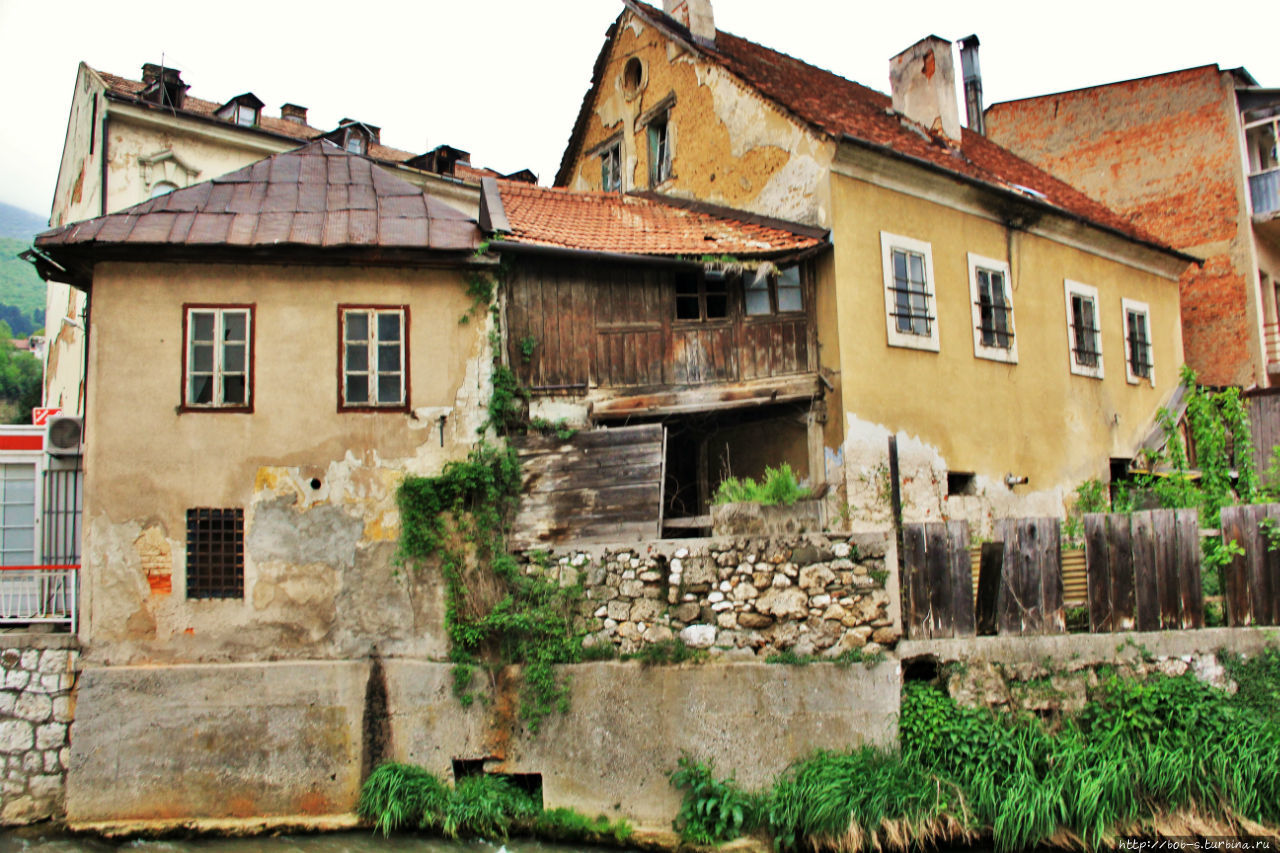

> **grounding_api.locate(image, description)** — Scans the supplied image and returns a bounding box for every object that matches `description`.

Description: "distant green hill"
[0,202,46,241]
[0,239,45,336]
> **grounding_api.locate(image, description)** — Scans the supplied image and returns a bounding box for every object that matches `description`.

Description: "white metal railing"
[0,566,78,632]
[1250,167,1280,216]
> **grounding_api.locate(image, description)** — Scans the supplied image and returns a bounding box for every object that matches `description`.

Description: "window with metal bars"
[184,306,252,410]
[1124,300,1153,384]
[340,306,408,410]
[185,508,243,599]
[976,268,1013,349]
[1065,280,1103,378]
[890,248,932,336]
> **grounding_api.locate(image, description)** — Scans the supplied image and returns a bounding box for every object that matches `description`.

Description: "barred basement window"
[1064,280,1103,379]
[186,508,243,599]
[1123,299,1153,385]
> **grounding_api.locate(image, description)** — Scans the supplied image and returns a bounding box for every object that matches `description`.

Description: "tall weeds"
[671,665,1280,851]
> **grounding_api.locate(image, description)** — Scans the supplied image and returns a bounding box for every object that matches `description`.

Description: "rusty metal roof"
[36,141,482,253]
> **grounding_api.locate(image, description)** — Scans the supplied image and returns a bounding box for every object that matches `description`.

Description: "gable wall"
[560,12,835,227]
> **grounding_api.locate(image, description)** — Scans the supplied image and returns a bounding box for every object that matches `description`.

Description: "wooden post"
[948,521,975,637]
[888,435,903,558]
[902,523,928,639]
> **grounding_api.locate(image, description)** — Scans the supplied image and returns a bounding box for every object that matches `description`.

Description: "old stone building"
[554,0,1193,530]
[985,65,1280,391]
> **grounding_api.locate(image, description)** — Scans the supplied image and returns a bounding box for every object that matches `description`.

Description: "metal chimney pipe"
[958,34,984,135]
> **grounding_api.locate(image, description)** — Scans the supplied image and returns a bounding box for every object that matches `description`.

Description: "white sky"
[1,0,1277,220]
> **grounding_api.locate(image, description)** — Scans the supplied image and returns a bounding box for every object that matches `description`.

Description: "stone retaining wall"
[0,634,79,825]
[521,532,901,658]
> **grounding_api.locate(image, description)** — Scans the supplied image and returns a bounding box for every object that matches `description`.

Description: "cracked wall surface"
[81,261,491,664]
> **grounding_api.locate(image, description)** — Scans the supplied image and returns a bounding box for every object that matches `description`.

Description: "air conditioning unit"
[45,416,83,457]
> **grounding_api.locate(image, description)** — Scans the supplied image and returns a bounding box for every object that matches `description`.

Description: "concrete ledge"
[384,659,902,828]
[69,813,361,837]
[897,626,1280,665]
[0,632,79,651]
[67,660,371,824]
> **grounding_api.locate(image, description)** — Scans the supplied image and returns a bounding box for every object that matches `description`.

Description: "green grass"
[670,662,1280,851]
[713,462,811,506]
[359,762,632,843]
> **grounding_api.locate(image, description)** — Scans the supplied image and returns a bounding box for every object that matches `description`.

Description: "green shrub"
[669,755,762,844]
[621,638,705,665]
[713,463,811,506]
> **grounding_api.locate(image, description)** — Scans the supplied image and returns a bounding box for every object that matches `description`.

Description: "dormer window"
[215,94,264,128]
[324,120,378,157]
[346,132,366,155]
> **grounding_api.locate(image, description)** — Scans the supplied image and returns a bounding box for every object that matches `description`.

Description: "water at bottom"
[0,830,624,853]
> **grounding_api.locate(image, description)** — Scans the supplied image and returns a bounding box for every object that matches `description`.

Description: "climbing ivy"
[396,255,587,733]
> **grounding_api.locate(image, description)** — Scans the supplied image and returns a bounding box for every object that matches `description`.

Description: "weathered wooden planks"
[1083,509,1202,632]
[509,424,665,550]
[1219,503,1280,627]
[900,521,973,639]
[992,518,1065,636]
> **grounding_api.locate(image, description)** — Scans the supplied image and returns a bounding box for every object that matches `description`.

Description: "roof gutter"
[838,133,1199,266]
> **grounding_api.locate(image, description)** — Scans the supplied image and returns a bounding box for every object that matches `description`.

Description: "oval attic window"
[623,57,644,98]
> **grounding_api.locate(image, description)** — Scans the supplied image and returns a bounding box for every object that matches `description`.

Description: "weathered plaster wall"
[521,531,900,659]
[386,659,901,829]
[828,170,1184,532]
[67,660,368,827]
[65,658,901,832]
[985,68,1262,388]
[81,262,492,664]
[0,636,78,826]
[563,12,835,226]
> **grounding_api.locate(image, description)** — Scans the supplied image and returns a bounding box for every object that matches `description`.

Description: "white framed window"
[647,111,671,187]
[967,253,1016,363]
[601,141,622,193]
[340,306,408,410]
[1064,280,1103,379]
[183,306,253,410]
[1122,298,1154,386]
[880,232,939,352]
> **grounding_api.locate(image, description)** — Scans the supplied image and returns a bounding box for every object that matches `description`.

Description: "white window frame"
[601,141,622,193]
[340,306,408,410]
[1122,298,1154,386]
[184,306,252,410]
[966,253,1017,364]
[880,232,940,352]
[647,112,672,187]
[1064,280,1103,379]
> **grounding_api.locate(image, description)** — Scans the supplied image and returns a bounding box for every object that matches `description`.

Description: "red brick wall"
[986,67,1255,387]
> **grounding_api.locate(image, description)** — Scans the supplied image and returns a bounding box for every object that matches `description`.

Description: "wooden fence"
[1220,503,1280,626]
[1082,509,1202,632]
[901,521,973,640]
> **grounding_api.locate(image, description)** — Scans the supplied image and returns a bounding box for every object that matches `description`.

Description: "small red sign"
[32,407,61,426]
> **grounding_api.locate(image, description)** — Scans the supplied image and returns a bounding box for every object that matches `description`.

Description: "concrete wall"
[65,658,901,832]
[561,10,835,226]
[828,166,1185,534]
[67,660,369,827]
[985,67,1263,389]
[0,635,78,826]
[81,261,491,664]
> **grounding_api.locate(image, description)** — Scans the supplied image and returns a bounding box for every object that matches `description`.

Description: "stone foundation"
[520,532,901,658]
[0,634,79,825]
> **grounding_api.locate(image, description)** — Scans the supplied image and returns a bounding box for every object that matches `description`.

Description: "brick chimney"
[663,0,715,46]
[889,36,962,142]
[281,103,308,125]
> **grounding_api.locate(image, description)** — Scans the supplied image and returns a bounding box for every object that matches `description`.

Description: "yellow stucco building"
[556,0,1193,530]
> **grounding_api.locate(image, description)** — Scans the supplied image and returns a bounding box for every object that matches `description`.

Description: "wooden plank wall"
[1246,392,1280,490]
[901,521,973,639]
[509,425,665,550]
[1220,503,1280,627]
[1083,509,1202,632]
[992,517,1065,635]
[505,259,817,393]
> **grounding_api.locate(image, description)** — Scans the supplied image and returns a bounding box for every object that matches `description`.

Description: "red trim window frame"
[338,305,411,413]
[180,304,255,413]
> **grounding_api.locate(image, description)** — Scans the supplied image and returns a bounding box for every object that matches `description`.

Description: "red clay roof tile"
[496,182,824,257]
